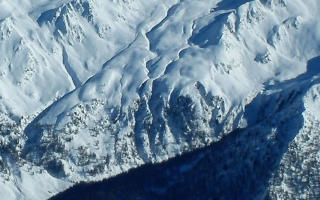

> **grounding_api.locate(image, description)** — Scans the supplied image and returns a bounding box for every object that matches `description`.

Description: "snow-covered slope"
[0,0,320,199]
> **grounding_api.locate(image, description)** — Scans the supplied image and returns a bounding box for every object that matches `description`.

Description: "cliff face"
[0,0,320,199]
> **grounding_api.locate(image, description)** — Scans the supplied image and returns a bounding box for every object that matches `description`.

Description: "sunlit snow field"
[0,0,320,199]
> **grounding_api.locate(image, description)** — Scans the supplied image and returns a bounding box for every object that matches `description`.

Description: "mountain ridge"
[0,0,320,199]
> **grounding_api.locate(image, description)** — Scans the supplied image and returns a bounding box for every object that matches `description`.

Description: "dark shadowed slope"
[50,57,320,200]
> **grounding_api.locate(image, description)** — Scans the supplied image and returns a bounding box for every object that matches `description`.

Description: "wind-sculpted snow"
[0,0,320,199]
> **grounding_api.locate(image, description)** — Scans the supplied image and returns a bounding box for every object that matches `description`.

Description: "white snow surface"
[0,0,320,199]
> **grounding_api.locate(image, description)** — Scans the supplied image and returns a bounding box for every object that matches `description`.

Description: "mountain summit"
[0,0,320,199]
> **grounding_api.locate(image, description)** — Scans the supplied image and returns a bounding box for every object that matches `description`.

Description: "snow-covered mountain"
[0,0,319,199]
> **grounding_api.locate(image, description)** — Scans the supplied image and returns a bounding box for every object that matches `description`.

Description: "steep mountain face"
[0,0,320,199]
[50,62,320,200]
